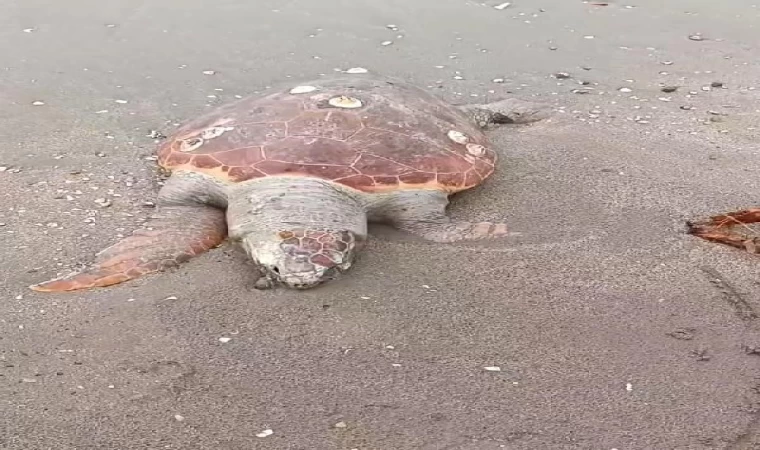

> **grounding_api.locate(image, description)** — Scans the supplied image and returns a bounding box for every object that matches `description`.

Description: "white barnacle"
[328,96,363,109]
[179,137,204,152]
[289,85,318,94]
[447,130,469,144]
[200,126,235,140]
[466,143,486,156]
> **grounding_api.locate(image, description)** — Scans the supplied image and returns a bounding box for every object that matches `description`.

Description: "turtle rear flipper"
[459,98,550,128]
[30,205,227,292]
[688,208,760,253]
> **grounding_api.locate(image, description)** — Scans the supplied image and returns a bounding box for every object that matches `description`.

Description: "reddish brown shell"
[157,75,496,193]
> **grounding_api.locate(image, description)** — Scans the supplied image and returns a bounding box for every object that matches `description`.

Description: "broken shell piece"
[179,137,204,152]
[200,126,234,140]
[447,130,469,144]
[289,85,318,94]
[345,67,369,74]
[466,143,486,156]
[328,96,363,109]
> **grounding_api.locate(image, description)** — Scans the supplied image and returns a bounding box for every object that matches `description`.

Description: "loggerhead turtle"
[688,208,760,254]
[31,74,546,292]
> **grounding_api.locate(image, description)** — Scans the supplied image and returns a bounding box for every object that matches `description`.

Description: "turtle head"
[245,229,363,290]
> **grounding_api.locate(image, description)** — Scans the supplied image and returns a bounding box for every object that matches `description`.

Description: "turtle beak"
[278,266,340,290]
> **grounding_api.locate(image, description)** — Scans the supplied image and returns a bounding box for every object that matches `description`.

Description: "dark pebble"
[661,86,678,93]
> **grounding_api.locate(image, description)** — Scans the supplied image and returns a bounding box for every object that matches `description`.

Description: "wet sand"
[2,1,760,448]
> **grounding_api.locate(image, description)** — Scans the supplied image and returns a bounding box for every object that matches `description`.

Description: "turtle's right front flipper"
[30,205,227,292]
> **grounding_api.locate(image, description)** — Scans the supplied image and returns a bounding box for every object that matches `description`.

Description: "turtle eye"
[271,266,280,274]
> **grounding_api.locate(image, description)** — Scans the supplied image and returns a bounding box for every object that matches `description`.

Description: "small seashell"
[484,366,502,372]
[200,126,234,140]
[466,143,486,156]
[31,101,45,106]
[381,40,393,46]
[494,2,511,10]
[345,67,369,74]
[328,96,363,109]
[289,85,317,94]
[256,429,274,438]
[202,70,216,75]
[447,130,469,144]
[179,137,204,152]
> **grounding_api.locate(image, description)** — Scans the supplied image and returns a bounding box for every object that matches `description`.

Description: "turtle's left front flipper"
[379,190,514,243]
[30,205,227,292]
[687,208,760,253]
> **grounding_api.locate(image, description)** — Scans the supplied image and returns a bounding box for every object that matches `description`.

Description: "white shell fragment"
[179,137,204,152]
[345,67,369,74]
[447,130,469,144]
[200,126,234,140]
[31,101,45,106]
[484,366,502,372]
[466,143,486,156]
[289,85,317,94]
[328,96,363,109]
[494,2,511,9]
[256,429,274,438]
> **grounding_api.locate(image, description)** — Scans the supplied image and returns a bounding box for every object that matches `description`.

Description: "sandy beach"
[3,1,760,448]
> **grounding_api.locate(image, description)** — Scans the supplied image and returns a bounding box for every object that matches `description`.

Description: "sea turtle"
[31,74,546,292]
[688,208,760,254]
